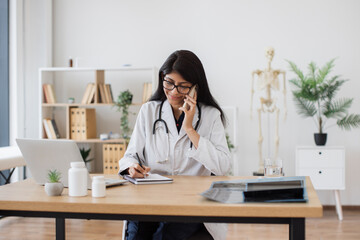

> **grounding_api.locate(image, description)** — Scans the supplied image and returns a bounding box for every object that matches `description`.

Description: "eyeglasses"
[163,79,192,94]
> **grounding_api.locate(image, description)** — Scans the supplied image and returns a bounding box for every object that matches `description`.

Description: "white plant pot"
[45,182,64,196]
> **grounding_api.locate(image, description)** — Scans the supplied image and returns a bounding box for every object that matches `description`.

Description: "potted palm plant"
[45,169,63,196]
[287,59,360,145]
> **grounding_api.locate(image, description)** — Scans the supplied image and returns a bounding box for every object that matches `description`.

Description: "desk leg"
[0,168,15,184]
[289,218,305,240]
[334,190,343,221]
[56,218,65,240]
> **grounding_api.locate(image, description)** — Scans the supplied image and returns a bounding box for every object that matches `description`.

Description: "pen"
[135,153,145,170]
[135,153,148,178]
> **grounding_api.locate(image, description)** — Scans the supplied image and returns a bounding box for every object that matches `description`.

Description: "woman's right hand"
[128,163,151,178]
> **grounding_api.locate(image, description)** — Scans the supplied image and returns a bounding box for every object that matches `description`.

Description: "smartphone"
[183,84,198,110]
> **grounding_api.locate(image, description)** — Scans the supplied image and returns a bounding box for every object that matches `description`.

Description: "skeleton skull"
[265,47,275,61]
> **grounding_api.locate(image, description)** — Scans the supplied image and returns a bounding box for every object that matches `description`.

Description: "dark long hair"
[150,50,226,125]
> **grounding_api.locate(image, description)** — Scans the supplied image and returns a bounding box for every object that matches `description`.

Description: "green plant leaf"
[323,98,353,119]
[337,114,360,130]
[308,62,317,81]
[289,79,302,89]
[114,90,133,138]
[292,96,317,117]
[47,169,61,183]
[317,59,335,84]
[80,147,93,163]
[293,81,320,102]
[288,58,360,132]
[286,60,305,81]
[323,78,347,101]
[226,134,234,152]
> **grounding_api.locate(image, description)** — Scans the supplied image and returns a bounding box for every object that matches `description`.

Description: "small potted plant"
[45,169,64,196]
[287,59,360,145]
[114,90,133,139]
[80,147,93,170]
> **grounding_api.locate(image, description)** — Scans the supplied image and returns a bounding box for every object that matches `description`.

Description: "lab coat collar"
[161,100,200,140]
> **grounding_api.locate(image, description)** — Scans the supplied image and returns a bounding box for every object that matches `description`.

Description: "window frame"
[0,0,9,148]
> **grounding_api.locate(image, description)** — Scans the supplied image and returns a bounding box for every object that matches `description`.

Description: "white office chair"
[0,146,26,184]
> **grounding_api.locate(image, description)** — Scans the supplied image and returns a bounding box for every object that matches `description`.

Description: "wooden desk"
[0,176,322,240]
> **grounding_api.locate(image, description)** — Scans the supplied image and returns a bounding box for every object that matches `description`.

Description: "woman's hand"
[179,91,197,132]
[179,91,200,148]
[128,163,151,178]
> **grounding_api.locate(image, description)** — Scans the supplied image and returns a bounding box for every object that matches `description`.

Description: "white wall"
[21,0,360,205]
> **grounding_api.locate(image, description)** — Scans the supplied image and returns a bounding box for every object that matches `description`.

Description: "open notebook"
[123,173,173,185]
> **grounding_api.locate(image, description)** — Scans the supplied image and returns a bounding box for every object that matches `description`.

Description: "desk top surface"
[0,175,322,218]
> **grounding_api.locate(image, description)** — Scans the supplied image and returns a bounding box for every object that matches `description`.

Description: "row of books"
[43,118,60,139]
[81,83,114,104]
[44,82,152,105]
[43,84,57,103]
[103,143,126,174]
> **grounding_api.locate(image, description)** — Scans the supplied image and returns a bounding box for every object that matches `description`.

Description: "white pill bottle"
[68,162,88,197]
[92,176,106,198]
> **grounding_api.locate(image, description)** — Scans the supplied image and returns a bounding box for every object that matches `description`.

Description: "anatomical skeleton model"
[250,47,287,175]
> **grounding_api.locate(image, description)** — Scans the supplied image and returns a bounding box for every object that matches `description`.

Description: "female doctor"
[119,50,231,240]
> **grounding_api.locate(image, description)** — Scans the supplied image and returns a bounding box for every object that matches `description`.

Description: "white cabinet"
[296,146,345,220]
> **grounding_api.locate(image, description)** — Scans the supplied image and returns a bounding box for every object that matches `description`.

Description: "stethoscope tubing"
[152,100,201,163]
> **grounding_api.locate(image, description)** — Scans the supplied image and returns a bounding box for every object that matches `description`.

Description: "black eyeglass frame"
[162,79,192,94]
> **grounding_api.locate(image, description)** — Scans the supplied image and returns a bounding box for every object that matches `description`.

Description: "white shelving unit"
[39,67,157,141]
[38,67,157,172]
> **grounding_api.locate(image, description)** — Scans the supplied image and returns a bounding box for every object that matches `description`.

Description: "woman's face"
[163,72,192,107]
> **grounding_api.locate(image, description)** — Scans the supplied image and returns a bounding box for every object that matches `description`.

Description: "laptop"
[16,138,127,189]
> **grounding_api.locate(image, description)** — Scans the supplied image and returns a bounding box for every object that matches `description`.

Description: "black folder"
[201,177,307,204]
[243,180,304,202]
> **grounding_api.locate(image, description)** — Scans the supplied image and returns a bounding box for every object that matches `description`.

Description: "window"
[0,0,9,147]
[0,0,9,185]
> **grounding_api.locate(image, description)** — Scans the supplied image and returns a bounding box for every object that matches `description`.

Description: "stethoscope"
[152,99,201,163]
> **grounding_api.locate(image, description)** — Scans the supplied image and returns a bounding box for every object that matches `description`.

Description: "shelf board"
[42,138,127,143]
[39,67,155,72]
[74,138,127,143]
[42,103,143,107]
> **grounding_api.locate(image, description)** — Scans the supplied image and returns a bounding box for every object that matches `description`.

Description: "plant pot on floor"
[314,133,327,146]
[45,182,64,196]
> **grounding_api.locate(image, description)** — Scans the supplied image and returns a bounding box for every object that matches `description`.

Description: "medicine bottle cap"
[70,162,85,168]
[93,176,104,182]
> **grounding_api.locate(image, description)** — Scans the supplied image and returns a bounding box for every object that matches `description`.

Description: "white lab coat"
[119,100,232,240]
